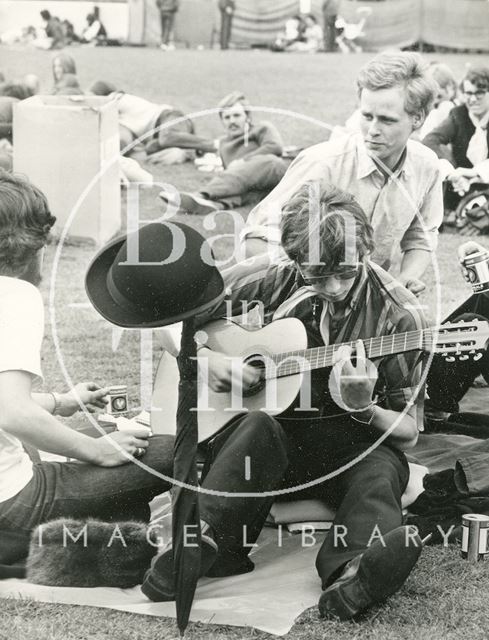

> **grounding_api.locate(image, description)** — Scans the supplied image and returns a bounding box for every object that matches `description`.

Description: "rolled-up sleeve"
[400,162,444,253]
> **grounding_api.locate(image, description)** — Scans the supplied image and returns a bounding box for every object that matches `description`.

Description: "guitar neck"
[267,328,430,378]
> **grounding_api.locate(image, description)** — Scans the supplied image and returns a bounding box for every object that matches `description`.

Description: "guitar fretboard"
[264,329,432,378]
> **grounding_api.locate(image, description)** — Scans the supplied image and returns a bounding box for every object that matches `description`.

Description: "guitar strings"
[258,327,480,379]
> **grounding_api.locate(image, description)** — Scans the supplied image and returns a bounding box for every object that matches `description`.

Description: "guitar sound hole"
[243,355,266,397]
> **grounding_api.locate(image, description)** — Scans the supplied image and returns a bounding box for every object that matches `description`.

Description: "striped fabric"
[230,0,301,45]
[126,0,489,51]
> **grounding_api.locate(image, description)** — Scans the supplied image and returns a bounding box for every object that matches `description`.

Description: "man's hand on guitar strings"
[328,339,378,413]
[199,347,262,394]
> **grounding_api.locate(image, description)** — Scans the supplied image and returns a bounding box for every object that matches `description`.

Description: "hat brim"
[85,235,225,328]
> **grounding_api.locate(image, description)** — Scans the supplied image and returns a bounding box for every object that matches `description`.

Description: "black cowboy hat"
[85,222,224,328]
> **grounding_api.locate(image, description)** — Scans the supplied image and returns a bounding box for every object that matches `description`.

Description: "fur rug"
[26,518,157,588]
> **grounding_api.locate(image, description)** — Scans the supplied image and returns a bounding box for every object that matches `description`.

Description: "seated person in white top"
[0,171,174,571]
[243,52,444,297]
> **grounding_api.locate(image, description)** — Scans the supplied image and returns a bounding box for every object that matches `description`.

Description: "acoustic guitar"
[151,317,489,442]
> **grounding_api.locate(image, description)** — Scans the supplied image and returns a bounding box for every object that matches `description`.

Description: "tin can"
[107,385,128,415]
[461,514,489,562]
[462,250,489,294]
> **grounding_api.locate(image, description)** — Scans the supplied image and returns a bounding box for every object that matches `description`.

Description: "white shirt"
[419,100,455,139]
[0,277,44,502]
[114,93,173,139]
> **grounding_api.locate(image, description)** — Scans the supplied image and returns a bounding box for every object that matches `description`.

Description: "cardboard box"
[13,95,121,245]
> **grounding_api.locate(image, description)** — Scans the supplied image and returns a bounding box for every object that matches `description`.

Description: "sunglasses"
[297,264,361,285]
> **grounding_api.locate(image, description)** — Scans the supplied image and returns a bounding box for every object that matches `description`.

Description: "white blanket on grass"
[0,528,323,636]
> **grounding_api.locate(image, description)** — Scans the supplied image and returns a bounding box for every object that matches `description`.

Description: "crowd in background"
[0,5,117,49]
[1,41,489,233]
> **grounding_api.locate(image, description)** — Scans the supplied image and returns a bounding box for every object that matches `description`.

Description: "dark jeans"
[279,415,408,587]
[201,154,288,208]
[0,435,174,564]
[427,295,489,414]
[199,412,288,576]
[159,11,176,45]
[198,411,408,586]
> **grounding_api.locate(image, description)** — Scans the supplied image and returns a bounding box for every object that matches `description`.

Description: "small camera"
[107,385,128,415]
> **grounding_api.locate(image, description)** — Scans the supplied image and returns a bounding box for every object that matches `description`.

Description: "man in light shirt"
[243,52,444,296]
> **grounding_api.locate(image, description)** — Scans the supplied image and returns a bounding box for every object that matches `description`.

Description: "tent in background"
[128,0,302,48]
[128,0,489,52]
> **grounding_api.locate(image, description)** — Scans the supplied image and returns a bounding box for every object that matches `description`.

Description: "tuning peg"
[473,352,483,361]
[444,356,456,362]
[458,355,469,361]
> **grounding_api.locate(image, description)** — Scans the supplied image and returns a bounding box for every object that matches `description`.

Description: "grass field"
[1,45,489,639]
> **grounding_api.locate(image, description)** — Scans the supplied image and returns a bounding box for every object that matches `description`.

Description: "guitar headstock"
[428,319,489,360]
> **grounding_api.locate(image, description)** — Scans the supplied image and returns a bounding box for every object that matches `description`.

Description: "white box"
[13,95,121,245]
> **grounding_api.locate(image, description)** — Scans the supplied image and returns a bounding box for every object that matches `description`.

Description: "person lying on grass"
[158,91,289,214]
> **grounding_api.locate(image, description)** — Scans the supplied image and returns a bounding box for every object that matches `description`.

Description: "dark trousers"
[159,11,176,45]
[220,12,233,49]
[201,154,288,208]
[0,435,174,564]
[323,15,337,51]
[199,412,288,576]
[427,294,489,414]
[279,416,408,587]
[198,411,408,586]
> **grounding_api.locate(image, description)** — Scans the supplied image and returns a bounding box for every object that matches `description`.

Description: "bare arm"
[32,382,109,417]
[0,370,149,467]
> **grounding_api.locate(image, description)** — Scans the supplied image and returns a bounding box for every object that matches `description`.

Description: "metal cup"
[462,250,489,294]
[461,513,489,562]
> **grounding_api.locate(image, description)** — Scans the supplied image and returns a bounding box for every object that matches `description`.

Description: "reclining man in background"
[159,91,289,214]
[89,80,194,164]
[0,171,174,571]
[142,182,425,619]
[243,52,443,296]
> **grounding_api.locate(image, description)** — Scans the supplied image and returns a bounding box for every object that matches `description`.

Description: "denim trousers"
[0,434,174,564]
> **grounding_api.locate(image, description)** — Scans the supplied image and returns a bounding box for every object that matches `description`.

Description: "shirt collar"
[355,136,378,179]
[355,136,412,180]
